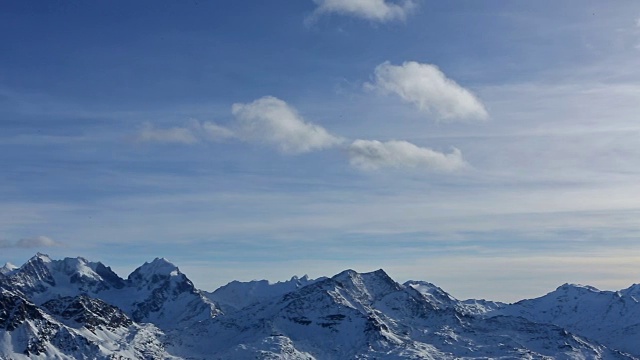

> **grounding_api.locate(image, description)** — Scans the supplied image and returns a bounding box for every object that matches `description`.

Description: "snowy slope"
[3,254,219,331]
[123,257,221,329]
[205,275,324,312]
[0,287,176,359]
[405,280,506,315]
[0,263,17,276]
[174,269,632,359]
[1,254,638,359]
[493,283,640,357]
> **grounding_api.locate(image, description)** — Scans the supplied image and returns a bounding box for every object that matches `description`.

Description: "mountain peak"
[555,283,600,293]
[33,252,52,263]
[616,283,640,302]
[289,274,310,282]
[333,268,358,279]
[131,257,180,278]
[0,262,18,275]
[126,257,191,293]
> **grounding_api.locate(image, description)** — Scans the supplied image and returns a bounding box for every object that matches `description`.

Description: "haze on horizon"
[1,0,640,303]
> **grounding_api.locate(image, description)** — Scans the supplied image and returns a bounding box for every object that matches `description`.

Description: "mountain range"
[1,253,639,359]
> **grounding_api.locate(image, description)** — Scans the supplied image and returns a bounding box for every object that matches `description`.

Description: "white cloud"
[136,98,342,155]
[231,96,344,154]
[349,139,466,171]
[366,61,489,121]
[0,236,60,248]
[137,120,234,144]
[202,122,235,140]
[309,0,415,23]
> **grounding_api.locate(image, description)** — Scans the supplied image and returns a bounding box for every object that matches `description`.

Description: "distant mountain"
[0,262,17,275]
[0,286,173,359]
[205,274,324,312]
[491,283,640,357]
[0,254,637,359]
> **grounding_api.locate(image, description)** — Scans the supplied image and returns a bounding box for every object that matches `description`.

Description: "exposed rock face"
[491,283,640,357]
[42,295,133,331]
[127,258,220,328]
[0,288,46,332]
[0,254,638,359]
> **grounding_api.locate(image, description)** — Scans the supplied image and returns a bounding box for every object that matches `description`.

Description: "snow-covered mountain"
[0,285,174,359]
[205,274,324,312]
[490,283,640,357]
[174,269,633,359]
[2,253,218,331]
[0,263,17,276]
[0,254,638,359]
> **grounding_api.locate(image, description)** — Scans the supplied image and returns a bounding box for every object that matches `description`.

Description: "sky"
[1,0,640,302]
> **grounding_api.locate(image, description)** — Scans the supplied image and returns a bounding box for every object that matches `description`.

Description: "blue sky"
[1,0,640,302]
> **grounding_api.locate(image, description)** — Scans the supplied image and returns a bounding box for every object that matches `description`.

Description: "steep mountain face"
[0,254,638,359]
[492,283,640,357]
[6,253,124,300]
[42,295,132,331]
[125,258,220,329]
[0,263,17,276]
[0,286,173,359]
[2,254,219,331]
[174,269,632,359]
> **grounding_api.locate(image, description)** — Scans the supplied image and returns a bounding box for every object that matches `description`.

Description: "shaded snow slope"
[206,274,324,312]
[3,254,220,331]
[0,254,638,359]
[175,269,632,359]
[492,283,640,357]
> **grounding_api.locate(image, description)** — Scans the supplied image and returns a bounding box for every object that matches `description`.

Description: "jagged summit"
[0,262,17,275]
[288,274,309,282]
[33,252,52,263]
[4,254,127,298]
[331,268,393,284]
[129,257,181,281]
[1,253,640,359]
[330,268,402,304]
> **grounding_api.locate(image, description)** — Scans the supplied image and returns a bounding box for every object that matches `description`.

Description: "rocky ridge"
[0,254,638,359]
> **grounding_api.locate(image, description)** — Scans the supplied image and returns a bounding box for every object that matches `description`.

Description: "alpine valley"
[1,254,638,359]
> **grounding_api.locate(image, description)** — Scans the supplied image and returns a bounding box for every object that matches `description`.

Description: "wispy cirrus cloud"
[137,119,234,145]
[0,236,61,249]
[349,139,466,171]
[366,61,489,121]
[309,0,416,23]
[137,122,200,144]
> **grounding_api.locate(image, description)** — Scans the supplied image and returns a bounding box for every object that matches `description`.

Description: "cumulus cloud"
[231,96,344,154]
[309,0,416,23]
[349,139,467,171]
[134,97,470,173]
[137,120,234,144]
[136,97,341,155]
[366,61,489,121]
[0,236,60,248]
